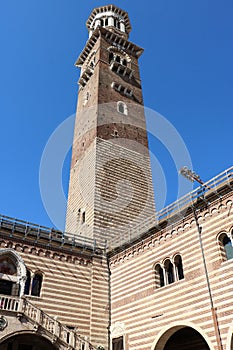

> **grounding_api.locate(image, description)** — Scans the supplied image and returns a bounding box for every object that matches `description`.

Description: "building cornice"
[108,193,233,265]
[75,27,144,67]
[0,214,104,257]
[0,237,93,265]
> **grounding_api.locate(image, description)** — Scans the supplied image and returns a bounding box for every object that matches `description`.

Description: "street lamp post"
[180,166,223,350]
[179,166,204,184]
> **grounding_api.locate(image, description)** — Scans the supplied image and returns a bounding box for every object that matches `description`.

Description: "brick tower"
[66,4,155,245]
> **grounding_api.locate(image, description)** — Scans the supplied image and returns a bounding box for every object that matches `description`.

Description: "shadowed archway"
[163,327,210,350]
[0,333,57,350]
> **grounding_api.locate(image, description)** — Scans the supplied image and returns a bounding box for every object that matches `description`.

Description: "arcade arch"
[152,324,213,350]
[0,332,57,350]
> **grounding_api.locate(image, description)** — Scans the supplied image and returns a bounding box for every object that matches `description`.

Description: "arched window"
[100,18,104,27]
[219,233,233,261]
[0,250,27,297]
[0,256,17,275]
[31,273,43,297]
[122,59,127,67]
[112,336,123,350]
[118,102,124,114]
[117,101,128,115]
[0,255,18,296]
[164,259,174,284]
[116,55,121,63]
[24,269,31,295]
[108,48,131,70]
[82,211,86,224]
[83,91,90,106]
[174,255,184,280]
[155,264,164,288]
[109,52,114,64]
[105,18,109,26]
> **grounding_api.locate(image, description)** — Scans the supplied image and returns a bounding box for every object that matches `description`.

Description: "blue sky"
[0,0,232,230]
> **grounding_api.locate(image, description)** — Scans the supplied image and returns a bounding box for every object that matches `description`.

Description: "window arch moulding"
[0,248,27,297]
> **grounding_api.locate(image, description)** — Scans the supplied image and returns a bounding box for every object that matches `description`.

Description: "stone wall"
[109,191,233,350]
[0,235,109,349]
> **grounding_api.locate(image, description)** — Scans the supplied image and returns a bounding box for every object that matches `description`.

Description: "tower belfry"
[86,4,132,39]
[66,4,156,245]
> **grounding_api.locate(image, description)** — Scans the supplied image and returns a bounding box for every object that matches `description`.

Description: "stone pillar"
[109,16,114,27]
[84,336,89,350]
[120,21,125,32]
[18,297,25,313]
[162,266,166,286]
[36,309,41,323]
[19,276,26,297]
[69,331,75,347]
[95,19,101,29]
[54,317,60,337]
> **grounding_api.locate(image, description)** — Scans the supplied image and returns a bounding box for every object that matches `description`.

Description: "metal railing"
[108,166,233,250]
[0,214,105,252]
[156,166,233,222]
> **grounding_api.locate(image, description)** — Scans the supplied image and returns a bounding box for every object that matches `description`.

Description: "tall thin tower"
[66,5,155,245]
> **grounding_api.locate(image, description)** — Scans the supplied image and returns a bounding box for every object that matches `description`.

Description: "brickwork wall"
[0,235,109,348]
[66,139,97,236]
[109,192,233,350]
[66,31,156,244]
[90,254,110,347]
[93,138,155,244]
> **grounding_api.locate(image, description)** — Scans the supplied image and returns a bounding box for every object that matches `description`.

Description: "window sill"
[220,258,233,267]
[155,278,185,291]
[24,295,42,301]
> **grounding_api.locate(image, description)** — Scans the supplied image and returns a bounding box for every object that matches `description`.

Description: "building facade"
[0,4,233,350]
[108,168,233,350]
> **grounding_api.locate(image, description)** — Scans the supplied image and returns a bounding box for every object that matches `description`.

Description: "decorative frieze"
[109,197,233,266]
[0,241,92,266]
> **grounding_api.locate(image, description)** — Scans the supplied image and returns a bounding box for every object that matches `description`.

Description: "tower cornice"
[75,27,144,67]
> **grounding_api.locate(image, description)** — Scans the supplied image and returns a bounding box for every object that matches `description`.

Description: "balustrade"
[0,295,19,311]
[0,295,96,349]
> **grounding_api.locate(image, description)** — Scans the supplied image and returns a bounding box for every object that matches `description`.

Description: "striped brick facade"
[0,223,109,349]
[1,5,233,350]
[108,180,233,350]
[1,172,233,350]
